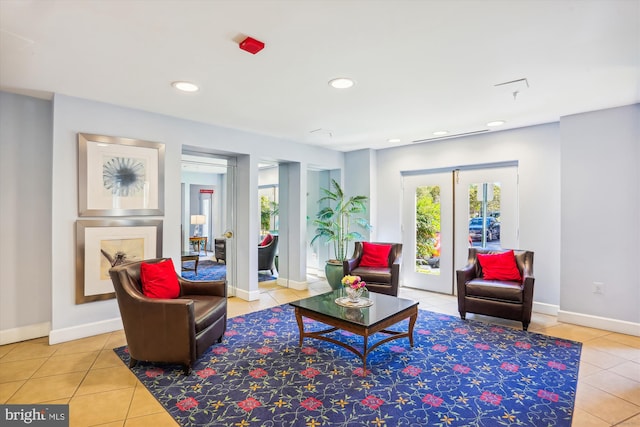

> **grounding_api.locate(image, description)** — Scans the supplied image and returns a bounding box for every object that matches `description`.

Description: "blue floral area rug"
[181,260,277,282]
[113,304,581,427]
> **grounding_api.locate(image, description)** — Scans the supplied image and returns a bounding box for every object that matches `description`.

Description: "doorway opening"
[180,153,236,294]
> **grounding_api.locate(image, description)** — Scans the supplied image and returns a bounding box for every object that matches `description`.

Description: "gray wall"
[560,104,640,324]
[375,105,640,329]
[2,89,638,343]
[46,93,342,343]
[0,92,53,341]
[375,123,562,308]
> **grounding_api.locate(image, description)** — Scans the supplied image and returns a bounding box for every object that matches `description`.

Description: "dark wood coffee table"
[289,290,418,370]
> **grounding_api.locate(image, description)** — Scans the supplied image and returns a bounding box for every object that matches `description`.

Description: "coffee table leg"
[294,307,304,347]
[363,335,369,371]
[408,311,418,347]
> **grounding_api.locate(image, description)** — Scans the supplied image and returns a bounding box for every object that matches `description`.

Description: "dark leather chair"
[343,242,402,296]
[456,248,534,330]
[258,235,278,274]
[214,238,226,263]
[109,258,227,374]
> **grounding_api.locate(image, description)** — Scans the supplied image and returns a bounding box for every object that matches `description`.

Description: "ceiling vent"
[494,78,529,100]
[412,129,489,144]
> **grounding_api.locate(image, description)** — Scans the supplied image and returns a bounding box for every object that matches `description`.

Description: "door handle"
[224,231,233,239]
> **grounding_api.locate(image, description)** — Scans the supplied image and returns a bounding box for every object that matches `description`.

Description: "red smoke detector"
[239,36,265,54]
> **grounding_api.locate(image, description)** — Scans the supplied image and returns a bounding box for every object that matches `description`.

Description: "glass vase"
[346,287,364,303]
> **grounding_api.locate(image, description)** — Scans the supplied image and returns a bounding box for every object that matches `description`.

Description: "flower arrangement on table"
[341,275,367,302]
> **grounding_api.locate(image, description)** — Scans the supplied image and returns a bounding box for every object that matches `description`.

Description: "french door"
[402,171,454,294]
[402,164,518,294]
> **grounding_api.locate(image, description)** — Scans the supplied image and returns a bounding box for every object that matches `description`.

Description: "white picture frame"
[78,133,165,216]
[76,219,163,304]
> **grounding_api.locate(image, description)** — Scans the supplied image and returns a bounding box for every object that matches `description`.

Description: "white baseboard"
[532,302,559,316]
[234,287,261,302]
[0,322,51,345]
[558,310,640,337]
[48,317,124,345]
[278,278,308,290]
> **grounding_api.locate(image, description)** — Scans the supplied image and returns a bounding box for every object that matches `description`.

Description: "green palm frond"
[310,179,372,261]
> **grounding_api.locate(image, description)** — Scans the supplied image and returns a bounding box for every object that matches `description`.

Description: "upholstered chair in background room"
[258,234,279,275]
[456,248,534,330]
[343,242,403,296]
[109,258,227,374]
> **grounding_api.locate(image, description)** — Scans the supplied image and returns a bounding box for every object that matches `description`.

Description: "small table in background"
[189,236,208,254]
[181,252,199,275]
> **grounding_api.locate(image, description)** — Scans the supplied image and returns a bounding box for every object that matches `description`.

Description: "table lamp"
[190,214,205,236]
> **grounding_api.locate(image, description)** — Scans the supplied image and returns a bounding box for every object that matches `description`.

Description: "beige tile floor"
[1,276,639,426]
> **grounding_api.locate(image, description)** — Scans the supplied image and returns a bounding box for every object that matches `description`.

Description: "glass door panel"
[454,166,518,273]
[468,182,502,249]
[402,172,453,294]
[415,185,441,276]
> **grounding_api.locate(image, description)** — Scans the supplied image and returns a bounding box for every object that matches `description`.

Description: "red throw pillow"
[260,234,273,246]
[140,259,180,299]
[359,242,392,268]
[477,250,522,282]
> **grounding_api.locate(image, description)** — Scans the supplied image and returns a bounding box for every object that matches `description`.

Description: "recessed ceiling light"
[328,77,355,89]
[487,120,505,127]
[387,138,401,143]
[433,130,449,136]
[172,81,199,92]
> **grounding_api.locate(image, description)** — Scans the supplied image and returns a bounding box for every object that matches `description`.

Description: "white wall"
[48,93,342,342]
[375,124,562,308]
[560,104,640,327]
[0,92,53,343]
[344,149,375,253]
[306,170,328,274]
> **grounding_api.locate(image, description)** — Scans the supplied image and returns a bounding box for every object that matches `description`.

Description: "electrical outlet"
[593,282,604,295]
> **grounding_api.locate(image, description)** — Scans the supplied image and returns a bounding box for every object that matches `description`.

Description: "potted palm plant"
[310,179,372,289]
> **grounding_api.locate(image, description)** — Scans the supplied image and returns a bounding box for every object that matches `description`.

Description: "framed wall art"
[78,133,165,216]
[76,219,163,304]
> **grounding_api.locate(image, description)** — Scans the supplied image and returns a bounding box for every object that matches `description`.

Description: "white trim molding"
[558,310,640,337]
[234,287,261,302]
[49,317,123,345]
[0,322,51,345]
[532,302,559,317]
[278,278,308,291]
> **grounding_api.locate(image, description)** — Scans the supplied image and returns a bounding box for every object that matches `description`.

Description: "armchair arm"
[456,264,476,295]
[178,277,227,298]
[520,251,535,305]
[391,252,402,268]
[343,258,360,275]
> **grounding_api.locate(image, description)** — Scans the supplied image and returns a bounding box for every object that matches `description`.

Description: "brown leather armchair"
[456,248,534,330]
[109,258,227,374]
[258,235,278,275]
[343,242,403,296]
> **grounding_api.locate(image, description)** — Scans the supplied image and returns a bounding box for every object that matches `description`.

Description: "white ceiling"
[1,0,638,152]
